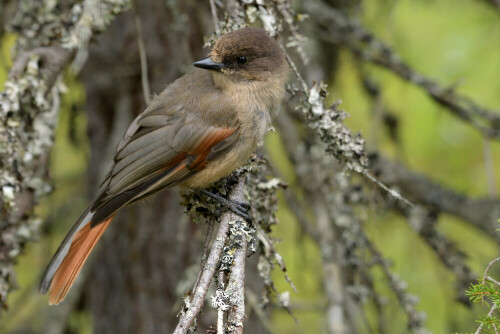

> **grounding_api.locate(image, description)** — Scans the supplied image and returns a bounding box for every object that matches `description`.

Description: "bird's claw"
[234,200,251,211]
[199,189,252,224]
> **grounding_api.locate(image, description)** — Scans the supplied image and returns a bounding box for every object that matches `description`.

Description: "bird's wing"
[89,102,238,225]
[40,99,239,304]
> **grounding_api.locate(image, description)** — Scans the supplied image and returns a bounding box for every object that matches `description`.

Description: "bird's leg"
[199,189,252,223]
[234,201,250,211]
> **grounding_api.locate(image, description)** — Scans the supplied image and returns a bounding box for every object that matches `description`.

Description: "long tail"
[39,158,187,304]
[39,210,116,305]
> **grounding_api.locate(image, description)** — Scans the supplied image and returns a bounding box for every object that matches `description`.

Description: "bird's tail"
[39,210,116,305]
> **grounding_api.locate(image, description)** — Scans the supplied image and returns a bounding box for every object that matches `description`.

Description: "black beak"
[193,57,224,72]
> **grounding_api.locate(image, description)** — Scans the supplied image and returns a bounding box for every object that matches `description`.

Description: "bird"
[39,27,288,305]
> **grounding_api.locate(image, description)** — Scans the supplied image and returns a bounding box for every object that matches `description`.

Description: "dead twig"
[173,176,248,334]
[482,257,500,284]
[132,1,151,104]
[210,0,220,33]
[193,218,216,294]
[173,214,230,334]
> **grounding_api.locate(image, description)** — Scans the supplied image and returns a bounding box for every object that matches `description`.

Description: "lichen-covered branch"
[173,198,232,334]
[246,160,296,314]
[314,197,350,334]
[178,1,493,332]
[225,179,249,334]
[0,0,130,310]
[0,51,65,310]
[276,111,351,332]
[175,173,261,334]
[363,236,430,334]
[274,105,431,333]
[243,0,411,208]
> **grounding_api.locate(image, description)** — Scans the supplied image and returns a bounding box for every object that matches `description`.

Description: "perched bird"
[39,27,288,305]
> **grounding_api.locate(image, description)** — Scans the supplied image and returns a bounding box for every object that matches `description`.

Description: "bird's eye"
[236,56,247,65]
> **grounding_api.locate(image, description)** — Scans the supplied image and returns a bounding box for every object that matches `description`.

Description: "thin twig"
[485,276,500,287]
[482,257,500,284]
[475,302,499,334]
[210,0,220,33]
[280,185,318,241]
[173,214,231,334]
[282,47,308,93]
[280,25,412,208]
[193,218,216,293]
[246,290,275,334]
[404,206,475,302]
[313,198,349,334]
[364,235,428,333]
[222,176,249,334]
[257,228,297,293]
[218,306,225,334]
[363,171,414,207]
[173,177,247,334]
[133,2,151,104]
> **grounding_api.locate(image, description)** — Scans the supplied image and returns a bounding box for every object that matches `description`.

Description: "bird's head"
[193,27,287,86]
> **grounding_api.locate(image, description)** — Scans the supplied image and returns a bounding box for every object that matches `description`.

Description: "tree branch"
[305,0,500,141]
[173,209,230,334]
[369,154,500,240]
[226,179,248,334]
[0,0,130,310]
[174,176,248,334]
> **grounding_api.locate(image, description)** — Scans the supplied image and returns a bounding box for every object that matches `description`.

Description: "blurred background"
[1,0,500,333]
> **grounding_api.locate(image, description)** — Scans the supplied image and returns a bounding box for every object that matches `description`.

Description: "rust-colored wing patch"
[187,128,237,171]
[90,127,237,228]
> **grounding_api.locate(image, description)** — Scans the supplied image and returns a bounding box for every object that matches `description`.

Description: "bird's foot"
[199,189,252,223]
[234,200,250,212]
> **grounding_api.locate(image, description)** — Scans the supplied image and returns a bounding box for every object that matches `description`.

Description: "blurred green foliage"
[2,0,500,333]
[267,0,500,333]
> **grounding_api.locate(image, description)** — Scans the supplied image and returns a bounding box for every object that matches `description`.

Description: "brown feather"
[48,214,115,305]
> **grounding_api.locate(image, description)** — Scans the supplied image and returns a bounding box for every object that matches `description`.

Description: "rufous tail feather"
[48,214,115,305]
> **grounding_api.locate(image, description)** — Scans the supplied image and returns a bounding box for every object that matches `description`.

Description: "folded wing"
[40,100,238,304]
